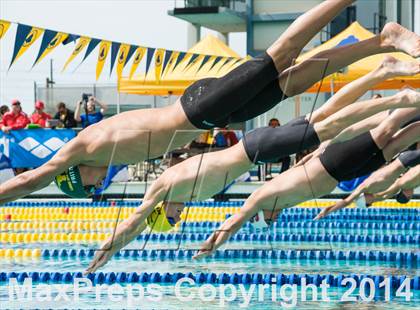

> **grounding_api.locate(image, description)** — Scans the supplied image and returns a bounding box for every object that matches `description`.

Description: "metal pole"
[33,81,37,102]
[50,59,54,87]
[117,91,121,114]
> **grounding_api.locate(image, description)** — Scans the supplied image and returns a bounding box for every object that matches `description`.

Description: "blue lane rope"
[3,200,420,213]
[1,271,418,289]
[133,233,419,244]
[35,248,419,264]
[181,221,420,231]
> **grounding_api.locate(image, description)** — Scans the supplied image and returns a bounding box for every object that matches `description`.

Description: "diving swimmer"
[191,112,420,259]
[1,0,420,201]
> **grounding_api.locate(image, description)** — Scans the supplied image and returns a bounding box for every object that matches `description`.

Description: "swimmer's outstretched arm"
[372,165,419,201]
[315,158,406,220]
[85,212,149,274]
[85,186,166,273]
[193,202,260,260]
[0,141,80,204]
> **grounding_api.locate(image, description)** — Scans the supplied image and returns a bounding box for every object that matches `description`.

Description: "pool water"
[0,200,419,309]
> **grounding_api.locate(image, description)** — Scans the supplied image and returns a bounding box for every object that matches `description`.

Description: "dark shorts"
[320,132,386,182]
[398,149,420,168]
[180,53,287,129]
[242,122,320,164]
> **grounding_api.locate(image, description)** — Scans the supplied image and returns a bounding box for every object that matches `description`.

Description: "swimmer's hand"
[192,239,216,260]
[314,199,348,220]
[84,240,120,275]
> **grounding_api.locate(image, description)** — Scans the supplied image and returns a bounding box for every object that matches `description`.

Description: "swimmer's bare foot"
[379,55,420,78]
[395,88,420,107]
[381,22,420,58]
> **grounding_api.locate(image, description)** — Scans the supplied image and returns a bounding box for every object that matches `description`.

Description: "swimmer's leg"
[267,0,355,72]
[370,107,420,157]
[381,119,420,161]
[309,56,420,123]
[181,0,354,128]
[314,90,420,142]
[279,23,420,97]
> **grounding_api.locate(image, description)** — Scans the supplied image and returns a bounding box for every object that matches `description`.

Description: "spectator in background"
[268,118,280,127]
[75,96,107,128]
[0,100,30,133]
[54,102,77,128]
[213,127,239,147]
[0,105,10,122]
[30,100,51,128]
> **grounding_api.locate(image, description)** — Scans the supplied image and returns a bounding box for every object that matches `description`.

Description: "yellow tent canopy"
[118,35,247,96]
[301,22,420,93]
[119,22,420,96]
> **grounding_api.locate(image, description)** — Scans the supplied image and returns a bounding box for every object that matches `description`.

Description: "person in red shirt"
[1,100,30,133]
[30,100,51,128]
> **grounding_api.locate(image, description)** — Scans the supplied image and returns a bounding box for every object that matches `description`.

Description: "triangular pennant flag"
[33,30,69,66]
[109,42,121,75]
[62,34,80,45]
[161,50,173,75]
[184,53,200,70]
[96,40,111,80]
[129,46,146,79]
[223,58,243,71]
[163,51,179,77]
[145,47,155,75]
[0,20,11,40]
[172,52,187,72]
[62,36,91,71]
[209,56,223,71]
[217,57,234,72]
[82,38,101,62]
[9,24,44,68]
[116,43,130,79]
[154,48,165,81]
[186,54,205,74]
[196,55,212,73]
[124,45,137,66]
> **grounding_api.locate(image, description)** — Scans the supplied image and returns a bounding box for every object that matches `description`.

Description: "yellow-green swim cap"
[146,202,174,232]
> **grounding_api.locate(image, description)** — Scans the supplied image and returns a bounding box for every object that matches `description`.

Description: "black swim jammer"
[180,53,287,129]
[242,117,320,164]
[398,149,420,169]
[319,131,386,182]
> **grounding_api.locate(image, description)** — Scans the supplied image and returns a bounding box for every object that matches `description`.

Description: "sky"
[0,0,246,112]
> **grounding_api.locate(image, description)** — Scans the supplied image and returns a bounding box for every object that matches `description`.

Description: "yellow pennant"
[129,47,146,79]
[0,20,11,40]
[154,48,165,81]
[96,40,111,80]
[12,27,44,66]
[34,32,69,65]
[116,43,130,79]
[186,54,205,73]
[162,51,179,77]
[62,36,91,71]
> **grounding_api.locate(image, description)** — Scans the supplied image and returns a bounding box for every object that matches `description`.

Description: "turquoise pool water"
[1,200,419,309]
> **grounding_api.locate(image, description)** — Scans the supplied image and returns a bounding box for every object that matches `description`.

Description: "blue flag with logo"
[0,153,12,170]
[2,129,76,168]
